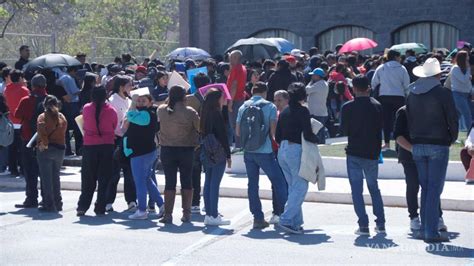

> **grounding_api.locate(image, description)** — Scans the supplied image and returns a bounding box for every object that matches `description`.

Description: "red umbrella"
[338,38,378,54]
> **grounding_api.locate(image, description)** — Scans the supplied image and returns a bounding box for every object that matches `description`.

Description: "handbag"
[200,133,226,167]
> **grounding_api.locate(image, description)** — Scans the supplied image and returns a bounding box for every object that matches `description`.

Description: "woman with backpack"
[123,91,164,220]
[200,88,231,226]
[76,86,117,216]
[158,85,200,224]
[36,95,67,212]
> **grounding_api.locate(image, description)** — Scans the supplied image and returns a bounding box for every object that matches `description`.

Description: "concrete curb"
[1,178,472,212]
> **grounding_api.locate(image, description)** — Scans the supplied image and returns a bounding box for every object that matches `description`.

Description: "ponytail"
[91,86,107,136]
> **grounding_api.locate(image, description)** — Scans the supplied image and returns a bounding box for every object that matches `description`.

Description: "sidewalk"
[1,166,472,212]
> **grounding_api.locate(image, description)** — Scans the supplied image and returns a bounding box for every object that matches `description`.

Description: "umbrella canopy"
[338,37,378,54]
[225,37,280,62]
[390,43,428,54]
[266,37,295,53]
[23,53,81,72]
[167,47,211,61]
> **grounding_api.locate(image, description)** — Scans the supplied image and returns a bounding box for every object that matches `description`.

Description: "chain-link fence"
[0,32,56,66]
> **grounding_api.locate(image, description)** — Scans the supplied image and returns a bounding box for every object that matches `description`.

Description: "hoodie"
[371,61,410,97]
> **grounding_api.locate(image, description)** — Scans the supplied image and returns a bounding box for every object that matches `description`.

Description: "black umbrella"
[225,38,280,62]
[23,53,81,72]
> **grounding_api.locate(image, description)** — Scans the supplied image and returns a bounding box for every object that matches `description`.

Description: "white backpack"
[0,114,14,147]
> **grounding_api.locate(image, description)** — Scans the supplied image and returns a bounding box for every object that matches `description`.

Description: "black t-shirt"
[393,106,414,163]
[276,104,318,145]
[125,107,158,158]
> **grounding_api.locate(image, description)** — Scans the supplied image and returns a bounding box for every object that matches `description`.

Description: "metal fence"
[0,33,179,66]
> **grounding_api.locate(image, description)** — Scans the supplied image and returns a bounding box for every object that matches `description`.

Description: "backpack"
[29,94,46,139]
[240,101,269,151]
[0,113,14,147]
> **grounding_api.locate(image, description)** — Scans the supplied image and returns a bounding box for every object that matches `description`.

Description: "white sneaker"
[129,210,148,220]
[0,170,11,176]
[410,217,421,231]
[268,214,280,224]
[127,202,137,212]
[105,204,114,212]
[157,205,165,219]
[191,206,201,214]
[438,217,448,232]
[204,215,231,226]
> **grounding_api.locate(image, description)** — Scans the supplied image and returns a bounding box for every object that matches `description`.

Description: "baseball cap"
[309,68,325,78]
[136,65,147,74]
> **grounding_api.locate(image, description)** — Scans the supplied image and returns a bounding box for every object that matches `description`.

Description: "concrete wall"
[180,0,474,55]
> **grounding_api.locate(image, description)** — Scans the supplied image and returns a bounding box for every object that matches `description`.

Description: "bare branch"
[0,10,15,38]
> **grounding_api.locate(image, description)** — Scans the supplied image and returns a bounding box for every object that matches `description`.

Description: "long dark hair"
[167,85,186,114]
[287,82,306,108]
[91,86,107,136]
[111,74,131,96]
[82,73,97,92]
[200,88,222,134]
[43,95,61,121]
[455,51,468,74]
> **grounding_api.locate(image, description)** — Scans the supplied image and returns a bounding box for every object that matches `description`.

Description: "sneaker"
[76,210,86,217]
[204,215,231,226]
[354,227,370,236]
[268,214,280,224]
[277,223,303,234]
[105,204,114,212]
[148,207,156,214]
[15,201,38,208]
[191,206,201,214]
[374,225,386,234]
[129,210,148,220]
[0,170,11,176]
[126,202,137,212]
[410,217,421,231]
[438,217,448,232]
[253,219,270,229]
[424,234,449,243]
[157,205,165,219]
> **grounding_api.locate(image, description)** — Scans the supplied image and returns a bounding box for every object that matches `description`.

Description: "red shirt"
[14,88,48,141]
[4,83,29,125]
[226,64,247,101]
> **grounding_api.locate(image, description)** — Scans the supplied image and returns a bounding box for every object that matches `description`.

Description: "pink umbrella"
[338,37,378,54]
[198,83,232,100]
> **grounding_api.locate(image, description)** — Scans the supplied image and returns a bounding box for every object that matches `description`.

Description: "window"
[251,29,303,49]
[393,22,459,50]
[316,26,374,53]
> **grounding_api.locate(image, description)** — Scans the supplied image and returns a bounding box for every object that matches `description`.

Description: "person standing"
[36,95,67,212]
[124,93,164,220]
[275,83,319,234]
[236,82,288,229]
[341,75,385,235]
[267,60,297,102]
[14,45,30,71]
[226,50,247,150]
[371,49,410,150]
[450,51,473,131]
[306,68,329,144]
[158,85,200,224]
[13,74,48,209]
[3,69,28,178]
[200,89,232,226]
[76,86,117,216]
[406,58,458,243]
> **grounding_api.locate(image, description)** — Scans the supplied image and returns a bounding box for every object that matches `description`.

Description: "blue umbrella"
[167,47,211,61]
[266,38,295,53]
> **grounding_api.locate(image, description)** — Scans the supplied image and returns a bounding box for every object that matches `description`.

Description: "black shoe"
[38,206,57,212]
[76,210,86,217]
[424,234,449,243]
[15,202,38,208]
[95,212,106,217]
[412,231,424,240]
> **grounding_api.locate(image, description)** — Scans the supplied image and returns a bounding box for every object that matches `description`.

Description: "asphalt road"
[1,188,473,265]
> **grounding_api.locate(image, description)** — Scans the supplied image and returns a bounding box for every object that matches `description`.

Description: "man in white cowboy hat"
[405,58,459,243]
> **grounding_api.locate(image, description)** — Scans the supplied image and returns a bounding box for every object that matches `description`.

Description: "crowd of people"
[0,40,473,243]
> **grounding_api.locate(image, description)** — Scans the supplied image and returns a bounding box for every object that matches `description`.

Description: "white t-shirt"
[108,94,131,137]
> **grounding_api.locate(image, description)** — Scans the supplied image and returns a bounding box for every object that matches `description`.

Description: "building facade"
[179,0,474,55]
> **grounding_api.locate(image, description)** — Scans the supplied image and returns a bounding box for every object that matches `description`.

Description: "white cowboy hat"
[412,58,442,78]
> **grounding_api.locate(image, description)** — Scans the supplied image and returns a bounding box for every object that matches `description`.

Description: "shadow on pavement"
[202,226,234,236]
[158,222,205,234]
[8,208,63,220]
[115,219,158,230]
[74,215,117,226]
[243,227,332,246]
[354,234,399,249]
[425,244,474,258]
[0,186,24,193]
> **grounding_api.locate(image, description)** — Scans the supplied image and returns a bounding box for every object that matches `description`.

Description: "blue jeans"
[130,150,164,212]
[244,152,288,220]
[452,91,472,131]
[278,141,308,229]
[412,144,449,239]
[203,161,226,218]
[347,155,385,227]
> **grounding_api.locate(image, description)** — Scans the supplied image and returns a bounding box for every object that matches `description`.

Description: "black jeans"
[21,142,40,204]
[161,146,194,191]
[77,144,114,213]
[37,147,64,209]
[106,138,136,205]
[8,129,22,175]
[191,147,202,206]
[402,161,443,219]
[377,96,405,144]
[63,102,83,155]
